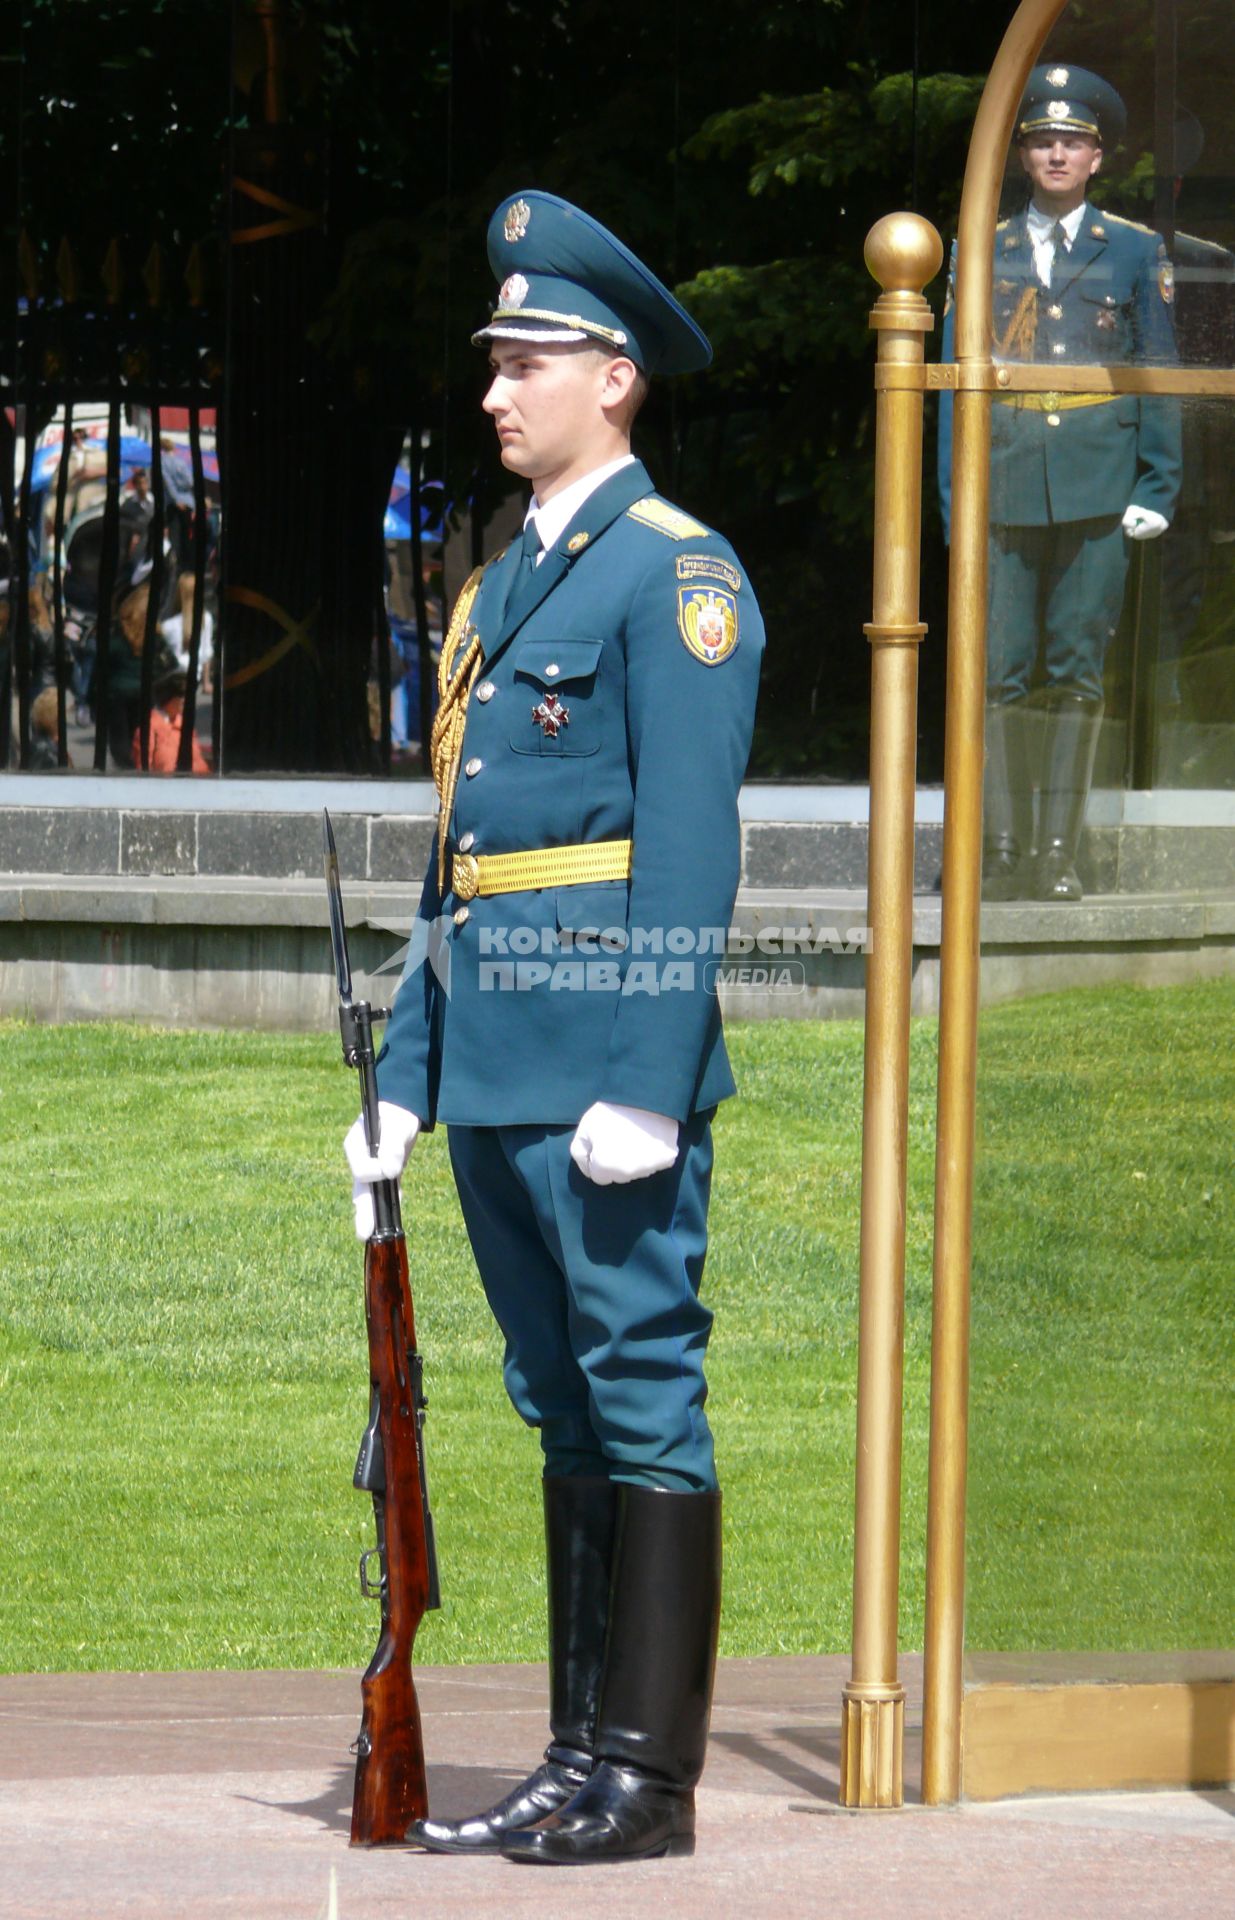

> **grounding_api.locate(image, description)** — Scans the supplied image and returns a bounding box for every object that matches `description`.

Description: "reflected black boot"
[410,1475,617,1854]
[1034,693,1104,902]
[981,698,1035,900]
[502,1486,721,1865]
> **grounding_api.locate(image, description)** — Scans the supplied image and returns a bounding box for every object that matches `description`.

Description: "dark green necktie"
[519,516,543,581]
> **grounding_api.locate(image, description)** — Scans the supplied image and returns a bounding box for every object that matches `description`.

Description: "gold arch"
[925,0,1075,1812]
[926,0,1235,1805]
[848,0,1235,1813]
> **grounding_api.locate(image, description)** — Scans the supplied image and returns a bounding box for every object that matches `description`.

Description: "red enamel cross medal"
[532,693,571,737]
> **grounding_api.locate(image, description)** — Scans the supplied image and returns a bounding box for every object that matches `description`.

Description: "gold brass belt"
[451,838,633,903]
[994,392,1116,412]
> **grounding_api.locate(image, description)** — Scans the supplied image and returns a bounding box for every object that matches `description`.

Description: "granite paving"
[0,1657,1231,1920]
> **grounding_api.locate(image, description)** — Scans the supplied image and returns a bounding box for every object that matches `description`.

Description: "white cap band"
[473,324,590,347]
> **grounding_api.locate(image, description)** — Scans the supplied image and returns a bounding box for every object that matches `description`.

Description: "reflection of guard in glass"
[941,65,1183,900]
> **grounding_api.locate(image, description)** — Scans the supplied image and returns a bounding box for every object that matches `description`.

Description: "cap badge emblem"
[504,199,531,243]
[1046,67,1069,87]
[500,273,529,308]
[1047,100,1071,121]
[532,692,570,738]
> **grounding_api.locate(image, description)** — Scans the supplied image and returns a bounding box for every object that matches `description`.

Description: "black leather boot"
[501,1485,721,1865]
[982,698,1035,900]
[1034,693,1104,902]
[410,1474,617,1854]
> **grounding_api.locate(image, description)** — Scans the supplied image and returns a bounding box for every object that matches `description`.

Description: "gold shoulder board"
[626,497,710,540]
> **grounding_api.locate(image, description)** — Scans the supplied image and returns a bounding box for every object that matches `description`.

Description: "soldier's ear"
[1089,143,1104,178]
[599,354,641,425]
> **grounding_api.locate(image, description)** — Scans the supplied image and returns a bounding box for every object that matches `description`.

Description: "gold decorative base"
[839,1682,905,1806]
[962,1654,1235,1800]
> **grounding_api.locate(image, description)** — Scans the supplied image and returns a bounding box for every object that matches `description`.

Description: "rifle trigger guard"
[358,1547,387,1600]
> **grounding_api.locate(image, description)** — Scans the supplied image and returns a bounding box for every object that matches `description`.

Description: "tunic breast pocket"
[511,638,604,757]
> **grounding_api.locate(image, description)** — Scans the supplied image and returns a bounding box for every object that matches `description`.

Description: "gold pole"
[921,0,1071,1807]
[841,212,942,1810]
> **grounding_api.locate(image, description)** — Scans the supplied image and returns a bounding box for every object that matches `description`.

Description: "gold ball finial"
[864,213,944,295]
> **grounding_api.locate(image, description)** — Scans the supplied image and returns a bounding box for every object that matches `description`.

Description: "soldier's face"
[483,341,619,497]
[1019,132,1102,209]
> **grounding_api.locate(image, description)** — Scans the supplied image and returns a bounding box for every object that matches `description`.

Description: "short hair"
[625,366,651,424]
[584,347,650,431]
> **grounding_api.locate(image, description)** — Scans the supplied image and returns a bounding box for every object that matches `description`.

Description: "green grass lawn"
[0,983,1231,1674]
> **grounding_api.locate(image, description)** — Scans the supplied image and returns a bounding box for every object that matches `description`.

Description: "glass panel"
[1154,399,1235,790]
[947,0,1235,878]
[965,6,1235,1680]
[4,3,981,781]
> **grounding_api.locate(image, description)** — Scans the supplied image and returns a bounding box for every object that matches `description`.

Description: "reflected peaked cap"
[472,189,712,376]
[1017,63,1127,146]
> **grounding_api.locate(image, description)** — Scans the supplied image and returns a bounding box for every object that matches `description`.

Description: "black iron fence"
[3,220,454,781]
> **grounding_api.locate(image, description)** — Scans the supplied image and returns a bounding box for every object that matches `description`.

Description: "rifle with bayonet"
[323,809,441,1845]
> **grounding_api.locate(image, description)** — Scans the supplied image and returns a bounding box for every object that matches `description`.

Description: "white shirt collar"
[524,454,637,558]
[1026,200,1088,244]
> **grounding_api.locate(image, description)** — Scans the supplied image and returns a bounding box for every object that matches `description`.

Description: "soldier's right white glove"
[1122,504,1169,540]
[344,1101,421,1241]
[570,1101,680,1185]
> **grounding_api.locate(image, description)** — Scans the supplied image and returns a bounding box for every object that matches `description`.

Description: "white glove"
[344,1101,420,1241]
[569,1101,679,1186]
[1122,505,1169,541]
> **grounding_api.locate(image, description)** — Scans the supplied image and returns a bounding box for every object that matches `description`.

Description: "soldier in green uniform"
[346,191,763,1864]
[940,65,1182,900]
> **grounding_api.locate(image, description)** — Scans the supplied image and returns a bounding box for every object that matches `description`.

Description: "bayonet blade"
[323,809,353,1004]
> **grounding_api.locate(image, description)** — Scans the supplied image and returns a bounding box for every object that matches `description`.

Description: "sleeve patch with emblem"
[627,497,709,539]
[678,585,739,666]
[676,552,741,592]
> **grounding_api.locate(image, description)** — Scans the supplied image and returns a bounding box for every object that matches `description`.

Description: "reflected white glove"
[569,1101,679,1186]
[344,1101,420,1241]
[1122,505,1169,541]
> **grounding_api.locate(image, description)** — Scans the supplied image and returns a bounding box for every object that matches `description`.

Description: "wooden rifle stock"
[322,808,440,1847]
[350,1207,437,1844]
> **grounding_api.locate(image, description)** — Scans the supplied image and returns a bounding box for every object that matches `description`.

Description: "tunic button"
[1052,341,1066,355]
[465,756,483,777]
[1048,304,1063,320]
[453,906,470,927]
[544,663,560,678]
[458,831,475,852]
[476,681,496,702]
[1046,412,1062,427]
